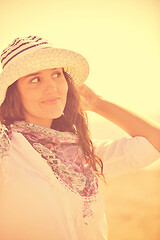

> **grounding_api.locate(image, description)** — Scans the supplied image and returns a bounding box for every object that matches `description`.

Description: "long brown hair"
[0,70,105,180]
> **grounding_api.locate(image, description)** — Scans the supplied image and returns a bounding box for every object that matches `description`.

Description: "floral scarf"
[1,121,99,224]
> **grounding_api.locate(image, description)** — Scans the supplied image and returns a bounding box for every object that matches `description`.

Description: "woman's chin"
[47,111,64,120]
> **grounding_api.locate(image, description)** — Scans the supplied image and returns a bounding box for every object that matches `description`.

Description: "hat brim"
[0,47,89,105]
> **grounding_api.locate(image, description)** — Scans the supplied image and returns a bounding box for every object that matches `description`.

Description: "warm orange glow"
[0,1,160,239]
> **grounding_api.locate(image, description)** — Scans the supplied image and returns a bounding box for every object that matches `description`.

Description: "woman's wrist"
[90,95,105,113]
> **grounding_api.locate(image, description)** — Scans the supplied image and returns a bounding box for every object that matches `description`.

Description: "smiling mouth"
[42,98,61,104]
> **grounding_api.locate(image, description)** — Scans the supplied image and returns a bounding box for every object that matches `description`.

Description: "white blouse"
[0,130,159,240]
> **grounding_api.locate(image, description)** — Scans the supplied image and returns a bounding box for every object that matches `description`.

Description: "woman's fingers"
[77,84,100,111]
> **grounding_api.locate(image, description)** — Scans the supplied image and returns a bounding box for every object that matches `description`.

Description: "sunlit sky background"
[1,0,160,167]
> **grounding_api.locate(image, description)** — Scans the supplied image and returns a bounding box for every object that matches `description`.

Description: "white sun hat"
[0,36,90,106]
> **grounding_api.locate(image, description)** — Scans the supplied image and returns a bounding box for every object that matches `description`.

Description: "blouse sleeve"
[93,136,160,178]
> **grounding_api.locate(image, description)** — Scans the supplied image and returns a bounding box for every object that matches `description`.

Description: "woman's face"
[17,68,68,128]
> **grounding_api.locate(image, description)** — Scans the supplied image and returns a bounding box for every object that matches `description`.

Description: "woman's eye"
[30,77,40,83]
[52,72,61,78]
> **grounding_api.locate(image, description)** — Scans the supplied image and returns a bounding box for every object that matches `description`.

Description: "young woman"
[0,36,159,240]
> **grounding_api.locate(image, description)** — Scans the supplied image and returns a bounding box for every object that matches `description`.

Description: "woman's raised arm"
[78,84,160,153]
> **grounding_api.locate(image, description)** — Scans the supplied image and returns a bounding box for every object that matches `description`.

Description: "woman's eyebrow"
[26,72,41,78]
[25,68,58,78]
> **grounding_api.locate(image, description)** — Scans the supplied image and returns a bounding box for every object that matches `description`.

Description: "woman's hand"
[77,84,101,112]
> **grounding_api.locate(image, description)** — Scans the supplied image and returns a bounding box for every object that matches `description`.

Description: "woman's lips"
[42,98,61,104]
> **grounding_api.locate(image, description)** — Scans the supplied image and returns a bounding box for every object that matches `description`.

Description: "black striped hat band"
[1,36,50,69]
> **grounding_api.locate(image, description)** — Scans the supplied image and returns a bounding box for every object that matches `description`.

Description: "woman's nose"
[43,77,58,93]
